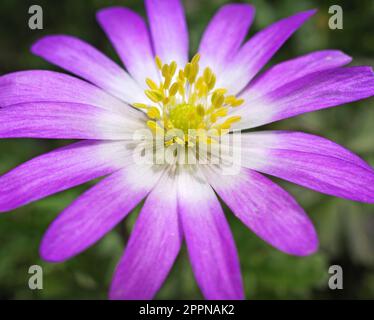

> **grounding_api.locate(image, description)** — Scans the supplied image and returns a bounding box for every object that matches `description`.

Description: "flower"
[1,0,374,300]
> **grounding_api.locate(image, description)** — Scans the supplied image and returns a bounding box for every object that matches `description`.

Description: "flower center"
[169,103,203,134]
[133,54,244,147]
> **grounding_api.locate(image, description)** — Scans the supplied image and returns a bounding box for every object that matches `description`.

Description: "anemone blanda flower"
[1,0,374,300]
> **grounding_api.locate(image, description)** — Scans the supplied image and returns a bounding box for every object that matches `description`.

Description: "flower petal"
[145,0,188,66]
[241,50,352,101]
[240,131,373,170]
[233,66,374,130]
[0,140,130,212]
[221,10,316,94]
[238,132,374,203]
[0,102,144,140]
[0,70,139,116]
[178,167,244,300]
[205,166,318,256]
[31,35,147,104]
[198,4,255,73]
[97,7,159,86]
[41,164,164,262]
[110,169,181,300]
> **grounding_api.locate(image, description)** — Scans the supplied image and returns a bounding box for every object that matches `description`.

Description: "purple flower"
[1,0,374,300]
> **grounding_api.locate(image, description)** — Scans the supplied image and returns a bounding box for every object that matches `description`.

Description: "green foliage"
[0,0,373,299]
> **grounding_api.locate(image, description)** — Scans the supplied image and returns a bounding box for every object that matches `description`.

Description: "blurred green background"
[0,0,373,300]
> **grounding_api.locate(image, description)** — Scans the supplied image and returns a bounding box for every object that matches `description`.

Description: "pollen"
[133,53,244,146]
[169,104,204,133]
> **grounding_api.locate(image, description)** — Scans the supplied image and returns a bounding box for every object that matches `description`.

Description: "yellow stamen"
[191,53,201,65]
[214,107,228,117]
[146,78,159,90]
[147,120,164,136]
[232,98,244,107]
[133,103,149,110]
[212,93,224,109]
[184,63,191,79]
[169,82,179,96]
[208,74,216,90]
[147,107,161,120]
[155,56,163,70]
[214,88,228,95]
[203,67,213,84]
[162,64,170,78]
[196,105,205,117]
[169,61,177,76]
[145,90,164,103]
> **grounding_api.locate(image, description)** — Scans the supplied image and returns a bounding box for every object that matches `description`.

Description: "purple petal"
[241,50,352,101]
[97,7,159,86]
[110,171,181,300]
[178,167,244,300]
[239,132,374,203]
[233,66,374,129]
[0,71,138,116]
[145,0,188,66]
[0,140,130,212]
[221,10,316,94]
[41,164,163,262]
[0,102,143,140]
[31,35,147,104]
[198,4,255,73]
[240,131,373,170]
[205,166,318,256]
